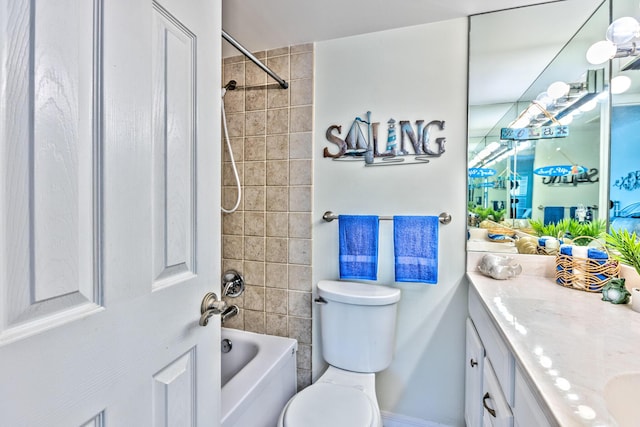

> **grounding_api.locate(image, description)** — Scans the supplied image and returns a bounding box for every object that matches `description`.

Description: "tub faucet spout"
[221,305,239,325]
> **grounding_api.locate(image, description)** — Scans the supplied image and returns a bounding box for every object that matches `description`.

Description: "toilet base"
[277,365,382,427]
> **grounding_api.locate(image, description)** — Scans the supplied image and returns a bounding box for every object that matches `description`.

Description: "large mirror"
[467,0,613,253]
[610,0,640,235]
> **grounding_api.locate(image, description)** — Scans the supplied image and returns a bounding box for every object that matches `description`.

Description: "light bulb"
[535,92,552,108]
[547,81,570,99]
[606,16,640,44]
[611,75,632,94]
[559,114,574,125]
[579,99,598,112]
[586,40,617,65]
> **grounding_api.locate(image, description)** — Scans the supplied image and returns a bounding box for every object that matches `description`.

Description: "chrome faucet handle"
[222,270,245,297]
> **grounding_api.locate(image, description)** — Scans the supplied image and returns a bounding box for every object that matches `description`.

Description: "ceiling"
[221,0,608,146]
[221,0,561,58]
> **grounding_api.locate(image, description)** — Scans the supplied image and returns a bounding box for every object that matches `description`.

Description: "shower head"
[224,80,237,91]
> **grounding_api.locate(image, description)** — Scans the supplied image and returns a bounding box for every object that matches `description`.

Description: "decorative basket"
[554,237,620,292]
[486,227,516,237]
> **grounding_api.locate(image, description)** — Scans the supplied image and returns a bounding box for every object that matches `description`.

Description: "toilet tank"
[317,280,401,373]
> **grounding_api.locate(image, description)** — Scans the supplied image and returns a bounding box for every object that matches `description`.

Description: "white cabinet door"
[0,0,221,425]
[465,318,485,427]
[482,358,513,427]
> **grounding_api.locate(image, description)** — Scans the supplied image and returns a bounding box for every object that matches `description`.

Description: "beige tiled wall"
[221,43,314,390]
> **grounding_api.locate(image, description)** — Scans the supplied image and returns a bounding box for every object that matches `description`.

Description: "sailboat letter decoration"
[323,111,446,166]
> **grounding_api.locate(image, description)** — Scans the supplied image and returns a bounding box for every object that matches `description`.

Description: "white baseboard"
[381,411,455,427]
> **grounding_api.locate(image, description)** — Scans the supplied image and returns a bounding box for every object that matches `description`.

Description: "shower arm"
[222,30,289,89]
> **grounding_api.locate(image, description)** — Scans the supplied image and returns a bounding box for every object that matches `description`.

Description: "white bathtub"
[221,328,297,427]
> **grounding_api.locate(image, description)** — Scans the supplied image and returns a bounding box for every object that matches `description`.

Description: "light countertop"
[467,253,640,426]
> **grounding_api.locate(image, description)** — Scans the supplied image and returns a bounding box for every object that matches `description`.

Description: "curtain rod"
[222,30,289,89]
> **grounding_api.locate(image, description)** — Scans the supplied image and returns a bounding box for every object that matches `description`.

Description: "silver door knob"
[199,292,228,326]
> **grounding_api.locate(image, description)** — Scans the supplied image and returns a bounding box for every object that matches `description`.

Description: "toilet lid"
[283,383,375,427]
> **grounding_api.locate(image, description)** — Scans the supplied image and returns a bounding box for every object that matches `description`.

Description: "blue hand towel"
[587,248,609,288]
[393,216,438,284]
[557,244,573,285]
[339,215,379,280]
[544,206,564,225]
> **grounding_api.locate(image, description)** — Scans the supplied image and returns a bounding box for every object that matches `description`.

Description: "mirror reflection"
[467,0,617,253]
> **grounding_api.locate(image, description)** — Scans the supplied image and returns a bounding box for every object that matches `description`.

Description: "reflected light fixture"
[611,75,632,94]
[587,16,640,65]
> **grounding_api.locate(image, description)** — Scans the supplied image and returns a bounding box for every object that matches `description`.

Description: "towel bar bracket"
[322,211,451,225]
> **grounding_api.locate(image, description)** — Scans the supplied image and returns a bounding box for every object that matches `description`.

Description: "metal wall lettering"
[323,111,446,166]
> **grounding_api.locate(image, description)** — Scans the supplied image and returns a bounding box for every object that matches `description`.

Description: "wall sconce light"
[587,16,640,65]
[509,69,605,129]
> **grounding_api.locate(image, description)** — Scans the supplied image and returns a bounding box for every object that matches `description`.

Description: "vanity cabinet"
[466,286,552,427]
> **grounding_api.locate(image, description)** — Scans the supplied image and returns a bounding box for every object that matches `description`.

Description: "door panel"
[0,0,221,425]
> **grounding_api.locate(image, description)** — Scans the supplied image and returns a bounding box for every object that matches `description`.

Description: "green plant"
[605,228,640,276]
[469,206,505,222]
[528,218,606,245]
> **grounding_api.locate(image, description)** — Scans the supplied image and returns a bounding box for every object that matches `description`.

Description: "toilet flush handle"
[314,296,328,304]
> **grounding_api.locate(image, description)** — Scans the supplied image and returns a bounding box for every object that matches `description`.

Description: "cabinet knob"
[470,358,478,367]
[483,392,497,417]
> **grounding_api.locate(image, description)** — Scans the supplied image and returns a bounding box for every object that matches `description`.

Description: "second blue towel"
[339,215,379,280]
[394,216,439,284]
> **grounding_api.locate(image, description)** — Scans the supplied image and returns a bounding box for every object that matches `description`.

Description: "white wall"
[312,19,469,426]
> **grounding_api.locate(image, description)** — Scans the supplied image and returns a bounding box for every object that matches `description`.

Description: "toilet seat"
[282,383,376,427]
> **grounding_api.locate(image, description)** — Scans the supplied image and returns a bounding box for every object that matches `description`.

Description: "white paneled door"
[0,0,221,425]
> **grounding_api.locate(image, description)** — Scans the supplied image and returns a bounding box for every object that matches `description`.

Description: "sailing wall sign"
[323,111,446,166]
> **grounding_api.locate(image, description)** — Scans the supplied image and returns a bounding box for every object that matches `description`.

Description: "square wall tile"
[267,46,290,57]
[244,212,265,237]
[244,310,265,334]
[223,161,243,186]
[291,52,313,80]
[245,88,266,112]
[266,135,289,160]
[266,187,289,212]
[243,260,265,286]
[244,161,266,186]
[266,238,288,263]
[291,43,313,54]
[289,186,311,212]
[224,137,244,162]
[222,88,245,113]
[288,316,311,344]
[266,313,288,337]
[290,106,313,133]
[288,291,311,318]
[244,285,265,311]
[244,236,265,261]
[243,187,265,211]
[222,235,243,260]
[222,187,243,211]
[245,110,266,136]
[266,288,288,315]
[266,55,290,80]
[225,112,245,137]
[296,343,312,370]
[290,160,312,185]
[288,265,312,291]
[289,132,313,160]
[244,136,266,161]
[266,160,289,186]
[268,86,289,109]
[266,212,288,237]
[222,211,243,235]
[246,61,267,86]
[291,78,313,106]
[267,108,289,135]
[289,239,311,265]
[289,213,311,238]
[266,263,288,289]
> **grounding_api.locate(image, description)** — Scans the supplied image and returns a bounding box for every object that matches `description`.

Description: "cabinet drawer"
[469,287,514,405]
[482,357,513,427]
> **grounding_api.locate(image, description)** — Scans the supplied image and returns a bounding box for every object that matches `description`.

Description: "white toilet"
[278,279,401,427]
